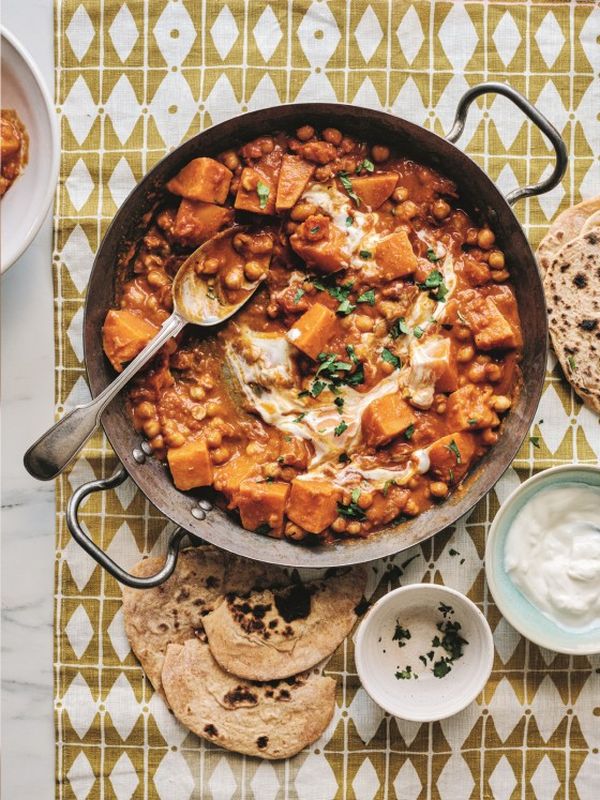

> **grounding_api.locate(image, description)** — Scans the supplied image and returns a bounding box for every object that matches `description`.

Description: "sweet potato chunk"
[102,309,159,373]
[237,479,290,537]
[173,200,234,245]
[428,432,477,483]
[167,439,213,491]
[276,155,315,212]
[362,393,416,447]
[461,293,520,350]
[286,302,337,360]
[290,214,349,273]
[287,478,340,534]
[352,172,398,210]
[447,385,500,431]
[166,158,232,204]
[374,230,418,280]
[234,168,276,215]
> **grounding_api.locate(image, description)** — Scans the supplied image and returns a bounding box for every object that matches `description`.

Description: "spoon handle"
[24,313,186,481]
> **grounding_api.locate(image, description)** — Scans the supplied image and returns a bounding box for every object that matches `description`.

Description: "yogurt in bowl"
[486,465,600,655]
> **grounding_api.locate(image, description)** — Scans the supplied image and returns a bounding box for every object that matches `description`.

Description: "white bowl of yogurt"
[485,464,600,655]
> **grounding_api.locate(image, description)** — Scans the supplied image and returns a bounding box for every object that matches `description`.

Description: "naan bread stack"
[536,196,600,414]
[122,546,367,759]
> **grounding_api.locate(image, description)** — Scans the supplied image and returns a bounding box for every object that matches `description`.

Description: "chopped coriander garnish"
[448,548,460,557]
[338,452,349,463]
[293,287,305,304]
[346,344,359,363]
[293,412,307,422]
[419,655,428,667]
[456,310,469,326]
[383,479,396,496]
[567,355,576,370]
[356,158,375,173]
[309,225,320,234]
[404,424,415,440]
[359,250,372,260]
[467,418,478,426]
[337,171,360,205]
[337,497,366,521]
[426,248,440,262]
[413,326,424,339]
[345,215,353,226]
[337,298,356,316]
[419,268,449,302]
[310,380,326,397]
[256,181,270,209]
[381,348,401,369]
[433,658,452,678]
[255,523,271,536]
[334,420,348,436]
[351,488,361,504]
[390,317,410,339]
[530,436,541,449]
[334,396,345,412]
[357,289,375,305]
[445,438,462,463]
[392,622,411,647]
[395,666,417,680]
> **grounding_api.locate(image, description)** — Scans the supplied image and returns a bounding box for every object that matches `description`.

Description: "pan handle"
[446,81,568,206]
[66,466,187,588]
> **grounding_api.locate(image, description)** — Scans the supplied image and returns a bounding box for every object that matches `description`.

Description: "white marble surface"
[1,1,56,796]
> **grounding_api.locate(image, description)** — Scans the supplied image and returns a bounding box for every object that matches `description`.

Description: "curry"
[0,109,28,196]
[103,126,522,543]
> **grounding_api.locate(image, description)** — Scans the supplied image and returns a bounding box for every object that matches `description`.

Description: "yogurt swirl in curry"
[103,127,522,543]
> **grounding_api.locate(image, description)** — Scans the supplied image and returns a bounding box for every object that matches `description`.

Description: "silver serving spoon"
[24,226,265,481]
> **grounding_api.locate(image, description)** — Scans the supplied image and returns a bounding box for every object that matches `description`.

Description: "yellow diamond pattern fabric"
[54,2,600,798]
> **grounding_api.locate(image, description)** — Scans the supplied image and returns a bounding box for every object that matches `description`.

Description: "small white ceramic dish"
[1,26,59,273]
[355,584,494,722]
[485,464,600,656]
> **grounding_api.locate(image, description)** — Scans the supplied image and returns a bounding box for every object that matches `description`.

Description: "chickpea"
[492,269,510,282]
[342,489,352,505]
[211,447,230,465]
[477,227,495,249]
[206,400,222,417]
[285,221,298,235]
[435,401,447,415]
[260,137,274,154]
[455,326,471,341]
[331,517,347,533]
[263,462,282,479]
[355,315,374,332]
[404,498,419,516]
[200,374,215,390]
[432,199,451,220]
[290,202,317,222]
[322,127,342,145]
[285,522,307,540]
[347,521,362,535]
[224,268,243,290]
[380,359,395,375]
[147,295,159,312]
[430,481,449,498]
[468,363,487,383]
[465,228,478,246]
[143,419,161,438]
[457,345,475,363]
[191,405,206,421]
[266,303,279,319]
[358,492,373,510]
[371,144,390,163]
[167,431,186,448]
[485,363,503,382]
[491,394,512,413]
[205,429,222,449]
[221,149,240,171]
[190,386,206,401]
[296,125,314,142]
[392,186,409,203]
[142,252,162,270]
[488,250,505,270]
[241,170,259,192]
[202,257,221,275]
[407,477,419,491]
[314,165,333,181]
[340,136,355,153]
[244,260,265,281]
[481,428,499,445]
[147,269,169,288]
[137,401,156,419]
[149,434,164,451]
[394,200,418,221]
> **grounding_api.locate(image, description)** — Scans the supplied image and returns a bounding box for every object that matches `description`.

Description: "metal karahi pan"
[65,82,567,587]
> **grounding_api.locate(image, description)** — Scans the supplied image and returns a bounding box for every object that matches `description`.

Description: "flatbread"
[581,209,600,236]
[537,196,600,273]
[122,547,226,695]
[122,547,290,695]
[203,567,367,681]
[544,230,600,414]
[161,638,336,759]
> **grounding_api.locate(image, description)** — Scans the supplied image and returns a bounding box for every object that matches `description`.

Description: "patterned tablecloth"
[53,1,600,798]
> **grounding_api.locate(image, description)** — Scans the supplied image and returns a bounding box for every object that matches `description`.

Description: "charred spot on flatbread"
[273,583,313,622]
